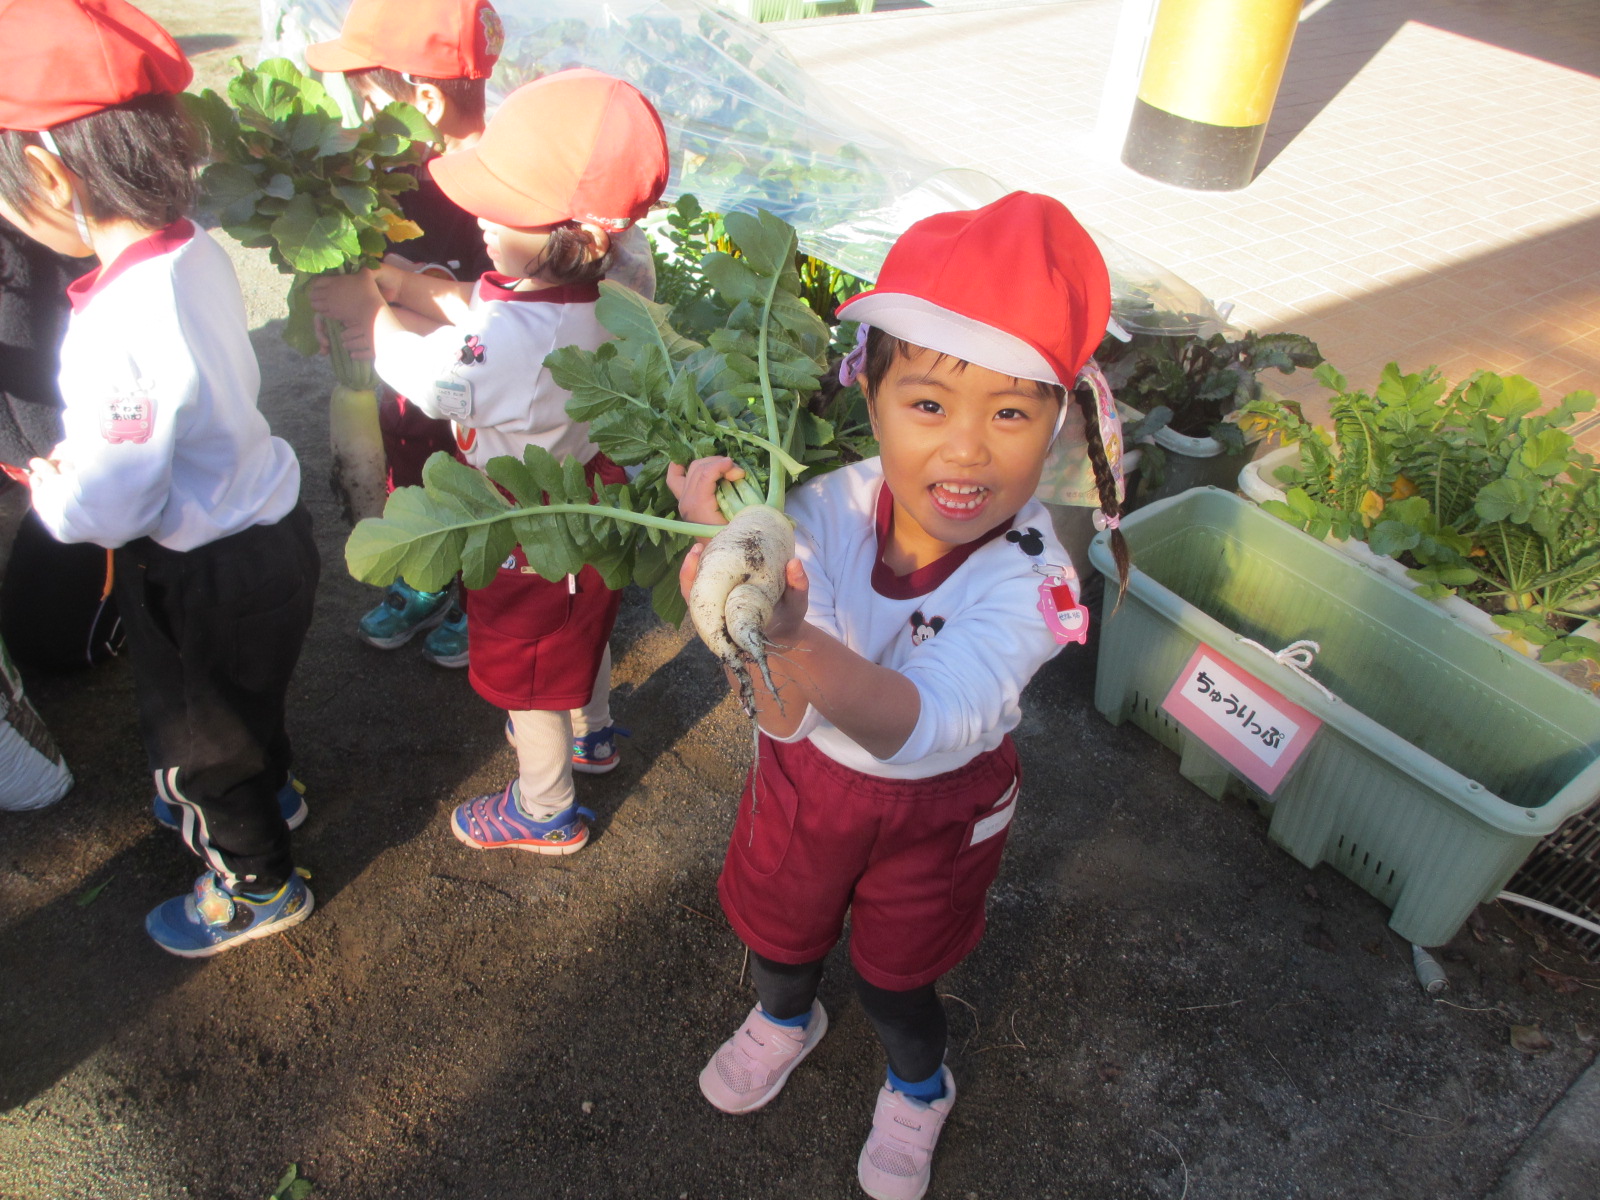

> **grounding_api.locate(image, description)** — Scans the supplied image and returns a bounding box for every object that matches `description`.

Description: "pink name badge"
[100,393,154,444]
[1037,576,1089,645]
[1160,646,1322,795]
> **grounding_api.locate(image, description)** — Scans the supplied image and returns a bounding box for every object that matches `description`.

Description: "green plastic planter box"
[1089,488,1600,946]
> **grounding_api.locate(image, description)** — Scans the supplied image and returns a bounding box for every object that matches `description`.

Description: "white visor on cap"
[841,293,1062,388]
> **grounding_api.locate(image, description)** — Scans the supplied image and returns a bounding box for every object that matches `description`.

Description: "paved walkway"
[770,0,1600,439]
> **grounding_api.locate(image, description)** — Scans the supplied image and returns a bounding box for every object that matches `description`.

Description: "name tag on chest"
[434,377,473,421]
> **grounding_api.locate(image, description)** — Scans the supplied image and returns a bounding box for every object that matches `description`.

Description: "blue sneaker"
[502,719,629,774]
[152,774,307,832]
[358,580,450,649]
[450,782,593,854]
[421,605,469,668]
[573,725,629,774]
[145,868,314,958]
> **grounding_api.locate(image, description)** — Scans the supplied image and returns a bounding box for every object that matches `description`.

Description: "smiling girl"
[312,69,669,854]
[669,192,1129,1200]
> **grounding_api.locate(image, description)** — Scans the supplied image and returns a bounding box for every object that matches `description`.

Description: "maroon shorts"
[462,454,625,711]
[718,733,1022,991]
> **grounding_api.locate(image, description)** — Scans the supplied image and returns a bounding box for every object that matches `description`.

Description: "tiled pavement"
[769,0,1600,444]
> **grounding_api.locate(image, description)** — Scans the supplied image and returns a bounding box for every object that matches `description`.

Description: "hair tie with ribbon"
[838,323,870,387]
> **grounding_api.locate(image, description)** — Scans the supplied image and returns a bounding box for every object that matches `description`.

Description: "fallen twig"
[1531,956,1600,990]
[1176,998,1246,1012]
[673,901,717,923]
[1146,1128,1189,1200]
[279,933,309,966]
[975,1010,1026,1055]
[937,992,981,1058]
[1265,1048,1301,1098]
[1430,997,1509,1015]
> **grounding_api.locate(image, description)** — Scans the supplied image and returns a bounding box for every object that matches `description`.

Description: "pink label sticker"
[1037,577,1089,645]
[1160,646,1322,795]
[100,389,155,444]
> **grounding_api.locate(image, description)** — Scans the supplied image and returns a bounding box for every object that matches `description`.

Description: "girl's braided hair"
[1072,381,1130,605]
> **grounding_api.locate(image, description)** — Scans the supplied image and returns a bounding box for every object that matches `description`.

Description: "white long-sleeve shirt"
[29,221,300,551]
[372,274,606,470]
[772,459,1077,780]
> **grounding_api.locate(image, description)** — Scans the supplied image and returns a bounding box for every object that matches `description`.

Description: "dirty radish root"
[687,505,794,715]
[327,383,388,526]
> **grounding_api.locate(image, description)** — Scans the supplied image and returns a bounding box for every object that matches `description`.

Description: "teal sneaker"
[145,868,314,958]
[422,605,469,668]
[357,580,449,649]
[152,773,307,832]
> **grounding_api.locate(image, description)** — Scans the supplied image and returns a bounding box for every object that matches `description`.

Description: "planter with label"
[1089,487,1600,946]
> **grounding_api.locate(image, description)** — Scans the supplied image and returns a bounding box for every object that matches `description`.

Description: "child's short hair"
[345,67,488,125]
[0,94,198,229]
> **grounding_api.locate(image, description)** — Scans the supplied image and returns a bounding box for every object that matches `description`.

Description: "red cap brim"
[304,38,380,74]
[428,149,564,229]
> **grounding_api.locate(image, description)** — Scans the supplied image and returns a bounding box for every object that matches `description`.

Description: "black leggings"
[750,951,948,1084]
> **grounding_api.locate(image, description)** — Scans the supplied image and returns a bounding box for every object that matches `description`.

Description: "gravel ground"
[3,5,1599,1198]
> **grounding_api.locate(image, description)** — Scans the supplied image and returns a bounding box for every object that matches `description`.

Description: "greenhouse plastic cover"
[259,0,1224,336]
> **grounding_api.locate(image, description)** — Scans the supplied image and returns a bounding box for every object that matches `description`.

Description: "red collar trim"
[66,219,195,314]
[477,274,601,304]
[870,481,1014,600]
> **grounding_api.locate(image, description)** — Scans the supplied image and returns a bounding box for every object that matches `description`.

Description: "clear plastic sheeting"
[258,0,1225,332]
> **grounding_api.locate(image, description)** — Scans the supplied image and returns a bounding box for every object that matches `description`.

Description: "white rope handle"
[1234,637,1338,703]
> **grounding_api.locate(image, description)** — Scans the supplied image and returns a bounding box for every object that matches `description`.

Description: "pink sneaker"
[856,1066,957,1200]
[698,1001,828,1114]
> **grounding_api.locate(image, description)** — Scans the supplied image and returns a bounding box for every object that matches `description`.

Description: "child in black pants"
[0,0,319,955]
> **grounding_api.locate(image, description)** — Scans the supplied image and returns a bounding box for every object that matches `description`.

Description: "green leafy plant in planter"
[1241,362,1600,664]
[1098,326,1322,499]
[183,58,436,523]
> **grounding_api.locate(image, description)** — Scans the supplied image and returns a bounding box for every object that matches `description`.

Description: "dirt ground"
[4,5,1600,1199]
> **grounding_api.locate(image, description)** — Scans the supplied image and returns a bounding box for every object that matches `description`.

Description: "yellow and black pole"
[1121,0,1301,190]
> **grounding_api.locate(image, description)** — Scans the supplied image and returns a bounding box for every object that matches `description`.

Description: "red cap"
[836,192,1111,389]
[429,70,670,231]
[306,0,503,81]
[0,0,192,132]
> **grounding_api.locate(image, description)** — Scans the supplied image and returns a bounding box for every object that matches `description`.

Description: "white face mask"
[34,128,93,246]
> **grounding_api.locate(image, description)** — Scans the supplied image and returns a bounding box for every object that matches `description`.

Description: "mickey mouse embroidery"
[909,610,945,646]
[459,335,486,365]
[1005,526,1046,556]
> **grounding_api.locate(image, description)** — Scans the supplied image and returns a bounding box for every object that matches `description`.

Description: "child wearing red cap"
[307,0,502,665]
[312,68,670,856]
[0,0,320,955]
[669,192,1130,1200]
[307,0,657,676]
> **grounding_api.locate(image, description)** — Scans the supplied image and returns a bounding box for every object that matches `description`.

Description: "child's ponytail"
[1072,381,1130,606]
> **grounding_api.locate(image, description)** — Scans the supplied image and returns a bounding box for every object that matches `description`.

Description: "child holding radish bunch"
[0,0,320,955]
[306,0,506,666]
[668,191,1129,1200]
[311,69,669,855]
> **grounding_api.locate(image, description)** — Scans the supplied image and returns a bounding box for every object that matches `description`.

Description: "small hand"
[665,456,744,529]
[309,271,384,359]
[308,270,384,325]
[764,558,810,646]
